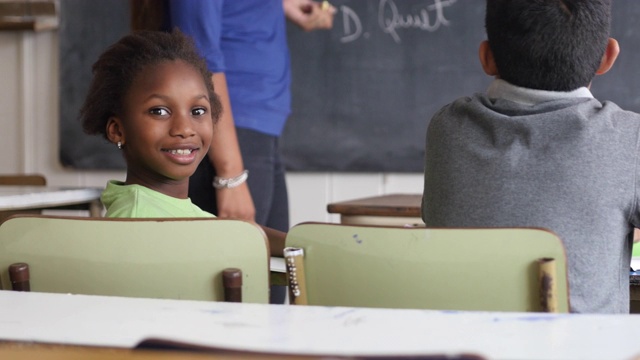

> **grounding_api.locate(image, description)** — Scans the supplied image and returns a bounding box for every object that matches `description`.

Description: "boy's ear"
[479,40,499,77]
[106,116,125,145]
[596,38,620,75]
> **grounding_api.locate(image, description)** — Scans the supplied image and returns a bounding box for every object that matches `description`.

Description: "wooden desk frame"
[327,193,423,226]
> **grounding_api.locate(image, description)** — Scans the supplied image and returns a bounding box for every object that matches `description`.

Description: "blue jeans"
[188,128,290,232]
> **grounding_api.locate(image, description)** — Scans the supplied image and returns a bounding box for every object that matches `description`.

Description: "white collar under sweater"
[486,79,594,106]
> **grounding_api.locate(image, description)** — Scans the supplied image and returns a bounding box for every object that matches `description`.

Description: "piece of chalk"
[321,1,330,10]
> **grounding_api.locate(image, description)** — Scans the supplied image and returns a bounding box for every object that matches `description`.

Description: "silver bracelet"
[212,170,249,189]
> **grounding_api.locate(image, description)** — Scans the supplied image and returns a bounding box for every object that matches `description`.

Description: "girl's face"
[109,60,213,195]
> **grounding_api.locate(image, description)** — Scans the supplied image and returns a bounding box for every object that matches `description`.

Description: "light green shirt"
[101,180,214,218]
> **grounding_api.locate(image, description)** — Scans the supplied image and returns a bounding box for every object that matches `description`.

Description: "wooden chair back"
[284,222,570,312]
[0,215,270,303]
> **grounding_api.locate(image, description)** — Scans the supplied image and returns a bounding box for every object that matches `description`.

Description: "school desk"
[0,186,103,222]
[326,193,424,226]
[2,291,640,360]
[0,344,318,360]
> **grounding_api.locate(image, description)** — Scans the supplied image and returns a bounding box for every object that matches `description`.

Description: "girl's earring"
[117,141,123,150]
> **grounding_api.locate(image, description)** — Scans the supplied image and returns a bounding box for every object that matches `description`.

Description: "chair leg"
[222,268,242,302]
[284,247,308,305]
[537,258,558,313]
[9,262,30,292]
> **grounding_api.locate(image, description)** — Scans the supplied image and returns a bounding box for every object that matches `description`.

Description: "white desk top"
[0,291,639,360]
[0,186,102,211]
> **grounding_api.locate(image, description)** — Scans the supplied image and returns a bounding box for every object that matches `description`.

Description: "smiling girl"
[80,30,285,255]
[81,30,220,217]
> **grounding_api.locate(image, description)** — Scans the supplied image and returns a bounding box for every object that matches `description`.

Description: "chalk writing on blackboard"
[340,0,458,44]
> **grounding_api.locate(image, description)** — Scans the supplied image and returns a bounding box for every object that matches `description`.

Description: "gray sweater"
[422,80,640,313]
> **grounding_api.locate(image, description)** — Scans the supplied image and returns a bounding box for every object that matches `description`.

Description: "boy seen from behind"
[422,0,638,313]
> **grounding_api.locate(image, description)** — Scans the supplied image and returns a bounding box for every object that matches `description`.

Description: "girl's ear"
[106,116,125,146]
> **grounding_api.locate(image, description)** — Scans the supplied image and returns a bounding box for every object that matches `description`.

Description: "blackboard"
[58,0,640,172]
[282,0,488,172]
[59,0,130,169]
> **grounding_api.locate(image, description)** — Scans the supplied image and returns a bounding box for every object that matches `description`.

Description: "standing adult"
[162,0,336,232]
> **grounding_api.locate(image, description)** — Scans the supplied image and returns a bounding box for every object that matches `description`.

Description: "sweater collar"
[486,79,594,106]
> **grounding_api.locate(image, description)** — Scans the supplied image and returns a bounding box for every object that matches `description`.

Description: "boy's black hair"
[80,29,221,139]
[485,0,612,91]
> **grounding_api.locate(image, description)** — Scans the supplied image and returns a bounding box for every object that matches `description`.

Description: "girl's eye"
[192,107,207,116]
[149,107,169,116]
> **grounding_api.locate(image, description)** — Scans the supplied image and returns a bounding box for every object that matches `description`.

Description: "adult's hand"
[284,0,337,31]
[215,183,256,221]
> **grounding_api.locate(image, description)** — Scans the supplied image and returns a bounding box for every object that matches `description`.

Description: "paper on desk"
[270,256,286,273]
[631,258,640,272]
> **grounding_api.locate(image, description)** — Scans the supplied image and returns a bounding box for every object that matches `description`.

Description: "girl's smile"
[161,146,199,164]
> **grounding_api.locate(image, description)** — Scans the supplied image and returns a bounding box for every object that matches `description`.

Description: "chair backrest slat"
[0,215,270,303]
[285,222,569,312]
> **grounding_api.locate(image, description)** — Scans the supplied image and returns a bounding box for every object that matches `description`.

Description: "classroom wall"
[0,30,424,227]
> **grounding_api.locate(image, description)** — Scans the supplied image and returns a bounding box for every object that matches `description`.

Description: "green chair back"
[0,215,270,303]
[285,223,569,312]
